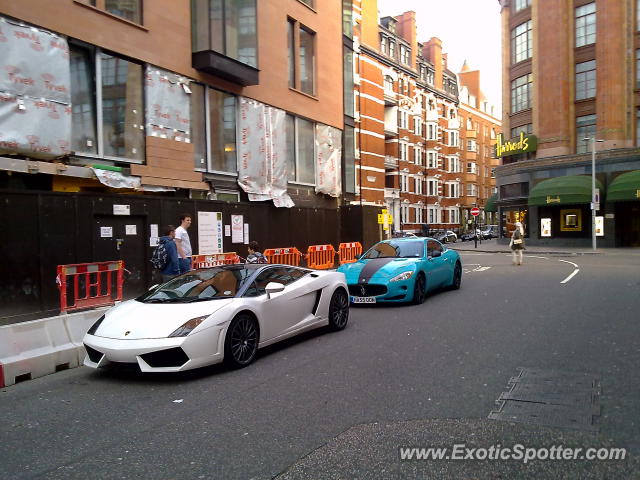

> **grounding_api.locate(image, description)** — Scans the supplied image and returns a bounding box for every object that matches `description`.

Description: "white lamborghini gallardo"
[83,264,349,371]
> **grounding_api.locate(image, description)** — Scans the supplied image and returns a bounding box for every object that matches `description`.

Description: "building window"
[415,207,424,224]
[427,122,436,140]
[193,0,257,67]
[288,19,316,95]
[399,110,409,129]
[637,50,640,89]
[415,177,423,194]
[447,157,460,173]
[208,88,237,172]
[100,52,144,160]
[576,60,596,100]
[287,115,315,183]
[70,44,97,154]
[576,114,597,154]
[343,0,353,39]
[380,35,387,54]
[466,183,477,197]
[344,125,356,193]
[427,151,437,168]
[401,204,410,223]
[413,146,422,165]
[427,179,438,196]
[384,75,394,92]
[576,3,596,47]
[400,174,409,192]
[298,0,314,8]
[511,74,532,113]
[467,162,477,174]
[510,124,532,138]
[491,128,496,139]
[511,20,532,65]
[343,48,354,117]
[389,41,396,59]
[512,0,531,12]
[88,0,142,23]
[467,139,476,152]
[400,45,410,65]
[191,83,207,170]
[399,142,408,161]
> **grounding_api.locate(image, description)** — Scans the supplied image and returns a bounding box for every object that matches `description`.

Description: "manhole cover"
[489,368,601,431]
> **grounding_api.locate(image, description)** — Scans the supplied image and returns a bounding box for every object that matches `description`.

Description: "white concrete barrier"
[0,308,107,387]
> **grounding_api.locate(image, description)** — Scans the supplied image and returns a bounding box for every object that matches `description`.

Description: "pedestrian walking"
[510,221,525,265]
[246,241,268,264]
[175,213,193,274]
[155,225,180,283]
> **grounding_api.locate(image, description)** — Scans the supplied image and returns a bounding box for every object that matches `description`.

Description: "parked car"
[433,230,458,244]
[337,237,462,305]
[460,229,481,242]
[481,225,499,239]
[392,231,419,238]
[83,264,349,371]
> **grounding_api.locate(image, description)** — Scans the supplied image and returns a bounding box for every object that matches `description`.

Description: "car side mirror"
[265,282,285,299]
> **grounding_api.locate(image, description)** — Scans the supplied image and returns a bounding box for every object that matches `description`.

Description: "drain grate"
[489,368,601,431]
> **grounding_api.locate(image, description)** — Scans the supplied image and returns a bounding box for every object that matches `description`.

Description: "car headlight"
[87,315,105,335]
[390,271,414,282]
[168,315,208,337]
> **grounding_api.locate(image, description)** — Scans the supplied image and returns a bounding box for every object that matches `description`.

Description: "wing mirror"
[265,282,285,299]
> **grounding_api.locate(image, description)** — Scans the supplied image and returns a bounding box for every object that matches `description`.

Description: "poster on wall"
[231,215,244,243]
[540,218,551,237]
[595,216,604,237]
[198,211,223,254]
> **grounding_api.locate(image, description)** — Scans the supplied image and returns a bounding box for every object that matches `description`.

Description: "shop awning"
[484,193,497,212]
[528,175,603,206]
[607,170,640,202]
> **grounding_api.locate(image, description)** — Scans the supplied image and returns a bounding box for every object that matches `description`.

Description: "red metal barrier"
[56,261,124,314]
[264,247,302,266]
[306,244,337,269]
[338,242,363,265]
[192,252,241,268]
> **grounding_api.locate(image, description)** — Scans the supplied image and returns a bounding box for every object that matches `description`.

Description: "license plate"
[351,296,376,304]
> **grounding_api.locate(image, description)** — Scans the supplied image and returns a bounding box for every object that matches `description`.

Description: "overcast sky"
[377,0,503,113]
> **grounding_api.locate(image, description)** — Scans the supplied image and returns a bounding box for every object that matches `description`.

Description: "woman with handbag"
[509,221,525,265]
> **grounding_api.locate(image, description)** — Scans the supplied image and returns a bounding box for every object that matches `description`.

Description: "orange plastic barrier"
[306,244,337,269]
[338,242,363,265]
[264,247,302,266]
[56,261,124,314]
[192,252,241,268]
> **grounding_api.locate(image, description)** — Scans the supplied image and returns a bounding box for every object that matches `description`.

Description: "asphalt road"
[1,252,639,479]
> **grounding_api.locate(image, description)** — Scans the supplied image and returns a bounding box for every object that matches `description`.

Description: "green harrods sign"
[496,132,538,157]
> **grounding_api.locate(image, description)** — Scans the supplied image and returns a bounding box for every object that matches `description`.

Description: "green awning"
[607,170,640,202]
[528,175,603,206]
[484,193,497,212]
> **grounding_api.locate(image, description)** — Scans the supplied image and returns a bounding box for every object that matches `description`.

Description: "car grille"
[140,347,190,368]
[348,284,387,297]
[84,344,104,364]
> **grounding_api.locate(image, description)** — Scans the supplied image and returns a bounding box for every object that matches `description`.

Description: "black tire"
[328,288,349,331]
[224,313,259,368]
[412,273,426,305]
[450,261,462,290]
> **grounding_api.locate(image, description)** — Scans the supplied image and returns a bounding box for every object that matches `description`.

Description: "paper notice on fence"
[198,211,223,254]
[231,215,244,243]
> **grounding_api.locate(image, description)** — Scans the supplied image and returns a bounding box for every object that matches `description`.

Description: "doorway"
[93,215,148,299]
[615,202,640,247]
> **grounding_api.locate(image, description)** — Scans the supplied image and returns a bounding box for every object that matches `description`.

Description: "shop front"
[608,170,640,247]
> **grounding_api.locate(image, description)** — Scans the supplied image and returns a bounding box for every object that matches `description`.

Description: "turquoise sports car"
[336,237,462,305]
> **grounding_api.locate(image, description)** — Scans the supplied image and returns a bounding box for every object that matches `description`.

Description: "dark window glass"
[297,117,315,183]
[576,3,596,47]
[362,240,424,259]
[344,125,355,193]
[105,0,142,23]
[299,26,315,95]
[576,60,596,100]
[511,74,532,113]
[100,53,144,160]
[288,19,296,88]
[511,20,532,64]
[344,48,354,117]
[191,83,207,170]
[576,114,596,154]
[500,182,529,199]
[343,0,353,39]
[225,0,257,67]
[208,88,236,172]
[244,267,307,297]
[70,45,97,154]
[286,114,296,181]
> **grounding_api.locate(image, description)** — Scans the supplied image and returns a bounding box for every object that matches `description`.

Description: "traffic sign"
[471,207,480,216]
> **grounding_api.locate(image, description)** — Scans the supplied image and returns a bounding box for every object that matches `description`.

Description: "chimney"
[395,11,417,69]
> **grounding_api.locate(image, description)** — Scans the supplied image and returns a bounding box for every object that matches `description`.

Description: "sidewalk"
[449,238,640,256]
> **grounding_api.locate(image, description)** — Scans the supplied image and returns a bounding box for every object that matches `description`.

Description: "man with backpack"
[151,225,180,283]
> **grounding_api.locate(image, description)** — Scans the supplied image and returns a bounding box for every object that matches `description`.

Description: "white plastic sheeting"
[237,97,294,208]
[145,66,191,141]
[0,17,71,158]
[91,167,141,189]
[315,124,342,198]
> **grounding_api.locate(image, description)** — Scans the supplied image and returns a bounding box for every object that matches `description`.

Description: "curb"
[452,248,602,255]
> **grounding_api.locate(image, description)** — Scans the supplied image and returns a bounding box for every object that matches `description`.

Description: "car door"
[426,240,448,289]
[243,267,317,342]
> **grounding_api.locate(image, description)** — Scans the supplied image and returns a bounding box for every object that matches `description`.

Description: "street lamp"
[584,137,604,251]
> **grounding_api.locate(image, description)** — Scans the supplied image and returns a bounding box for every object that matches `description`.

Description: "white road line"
[525,255,548,259]
[474,266,492,272]
[558,259,580,284]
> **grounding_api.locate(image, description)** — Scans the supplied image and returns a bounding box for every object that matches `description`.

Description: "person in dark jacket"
[510,221,525,265]
[160,225,180,282]
[246,241,268,264]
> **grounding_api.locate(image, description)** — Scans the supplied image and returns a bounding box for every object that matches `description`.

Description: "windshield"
[361,240,424,259]
[137,268,254,303]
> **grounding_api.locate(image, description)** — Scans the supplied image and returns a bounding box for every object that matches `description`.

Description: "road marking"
[474,266,492,272]
[558,259,580,284]
[525,255,548,259]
